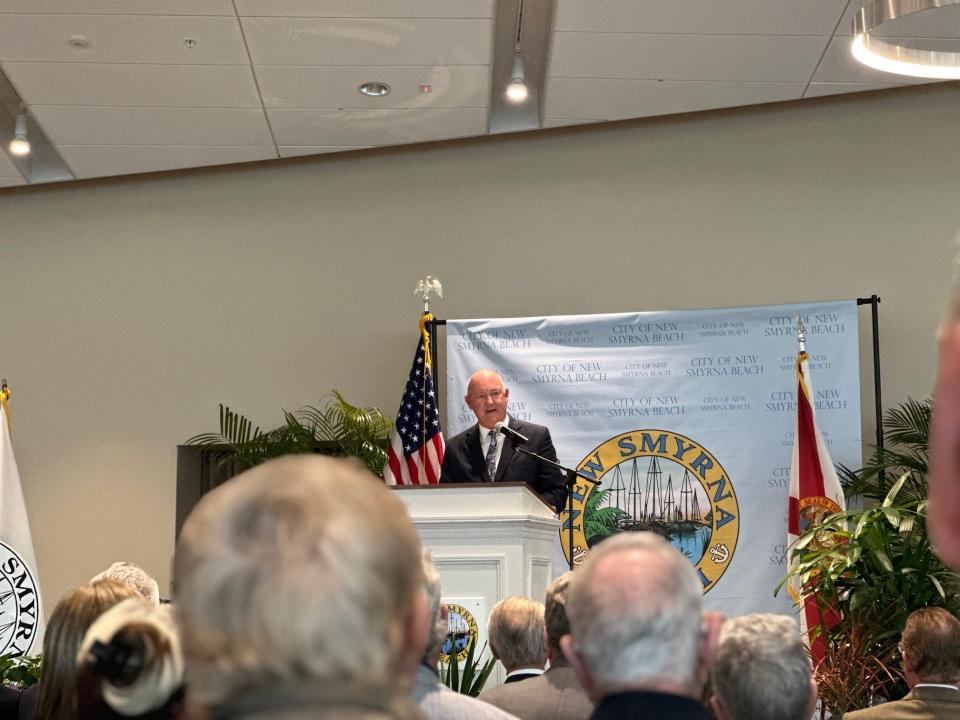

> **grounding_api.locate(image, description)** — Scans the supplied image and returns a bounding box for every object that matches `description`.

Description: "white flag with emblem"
[0,388,44,655]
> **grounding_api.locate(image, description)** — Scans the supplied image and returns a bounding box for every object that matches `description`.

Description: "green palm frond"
[186,392,392,476]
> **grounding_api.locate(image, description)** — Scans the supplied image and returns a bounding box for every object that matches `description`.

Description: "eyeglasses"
[471,389,505,402]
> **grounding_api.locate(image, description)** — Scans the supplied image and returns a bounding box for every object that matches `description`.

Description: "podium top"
[391,482,557,520]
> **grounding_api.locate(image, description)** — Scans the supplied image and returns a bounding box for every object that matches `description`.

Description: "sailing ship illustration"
[602,457,713,560]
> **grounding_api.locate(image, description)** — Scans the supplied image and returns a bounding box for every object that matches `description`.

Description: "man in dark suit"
[440,369,567,512]
[844,607,960,720]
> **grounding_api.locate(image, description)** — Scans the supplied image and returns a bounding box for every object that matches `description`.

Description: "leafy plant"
[186,390,391,476]
[783,474,960,715]
[582,487,629,541]
[0,653,41,688]
[840,398,931,504]
[441,640,495,697]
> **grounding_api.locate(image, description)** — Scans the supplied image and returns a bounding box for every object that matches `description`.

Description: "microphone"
[494,421,529,445]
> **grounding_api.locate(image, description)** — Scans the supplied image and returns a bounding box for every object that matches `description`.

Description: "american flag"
[384,313,445,485]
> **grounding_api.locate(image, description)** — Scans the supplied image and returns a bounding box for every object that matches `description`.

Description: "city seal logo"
[440,602,479,665]
[0,541,41,656]
[562,429,740,592]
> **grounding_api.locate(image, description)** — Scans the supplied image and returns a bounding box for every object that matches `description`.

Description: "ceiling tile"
[544,77,803,120]
[236,0,493,18]
[0,149,23,175]
[4,63,261,107]
[0,1,234,14]
[541,118,605,128]
[57,144,276,178]
[550,32,828,82]
[242,17,492,66]
[257,65,489,108]
[0,14,247,64]
[555,0,850,36]
[279,145,373,156]
[812,35,938,83]
[31,106,274,146]
[837,2,960,36]
[268,107,487,145]
[804,81,903,97]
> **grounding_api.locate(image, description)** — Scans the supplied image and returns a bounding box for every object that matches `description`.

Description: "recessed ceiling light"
[359,82,391,97]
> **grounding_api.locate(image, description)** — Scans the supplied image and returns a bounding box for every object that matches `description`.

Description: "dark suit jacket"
[592,691,711,720]
[477,665,593,720]
[0,685,20,720]
[440,418,567,512]
[843,685,960,719]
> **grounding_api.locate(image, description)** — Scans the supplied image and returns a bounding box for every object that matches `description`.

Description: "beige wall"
[1,83,958,610]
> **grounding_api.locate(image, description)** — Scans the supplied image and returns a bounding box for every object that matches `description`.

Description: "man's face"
[465,372,509,429]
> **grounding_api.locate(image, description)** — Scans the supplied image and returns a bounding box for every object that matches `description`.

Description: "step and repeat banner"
[445,300,861,616]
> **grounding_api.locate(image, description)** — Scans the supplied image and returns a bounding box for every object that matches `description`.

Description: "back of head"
[544,572,574,659]
[90,563,160,607]
[711,614,812,720]
[565,532,703,694]
[173,455,424,709]
[901,607,960,684]
[37,580,139,720]
[421,552,446,657]
[487,596,546,671]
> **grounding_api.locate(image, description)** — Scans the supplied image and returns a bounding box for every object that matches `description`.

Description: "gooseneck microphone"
[494,421,529,444]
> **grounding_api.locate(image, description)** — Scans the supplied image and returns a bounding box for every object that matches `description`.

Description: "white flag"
[0,391,43,655]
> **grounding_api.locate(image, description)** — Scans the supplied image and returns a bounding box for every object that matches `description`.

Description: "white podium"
[392,482,560,686]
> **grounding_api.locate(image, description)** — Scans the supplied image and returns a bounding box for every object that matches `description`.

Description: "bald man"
[440,369,567,512]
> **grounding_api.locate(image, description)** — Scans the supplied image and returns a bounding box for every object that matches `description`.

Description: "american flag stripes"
[384,313,445,486]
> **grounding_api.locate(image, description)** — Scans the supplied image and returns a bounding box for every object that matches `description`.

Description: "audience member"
[710,614,816,720]
[74,597,184,720]
[89,563,160,606]
[844,607,960,719]
[411,552,518,720]
[929,318,960,568]
[480,596,546,692]
[561,532,722,720]
[173,455,430,720]
[25,580,137,720]
[479,572,593,720]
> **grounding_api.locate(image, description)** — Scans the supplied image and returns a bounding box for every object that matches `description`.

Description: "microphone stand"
[514,446,600,571]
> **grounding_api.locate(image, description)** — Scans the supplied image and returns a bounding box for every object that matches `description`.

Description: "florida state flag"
[787,323,846,664]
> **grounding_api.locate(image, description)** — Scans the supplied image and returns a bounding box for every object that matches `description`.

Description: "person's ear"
[709,695,729,720]
[544,627,556,664]
[399,591,430,673]
[560,634,598,701]
[502,387,509,401]
[695,611,725,691]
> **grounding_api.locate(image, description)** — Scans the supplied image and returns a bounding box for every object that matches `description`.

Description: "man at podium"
[440,369,567,513]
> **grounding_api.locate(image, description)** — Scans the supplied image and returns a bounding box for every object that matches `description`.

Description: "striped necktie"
[485,429,498,481]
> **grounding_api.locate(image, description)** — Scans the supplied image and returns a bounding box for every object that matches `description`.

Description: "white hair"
[173,455,423,707]
[421,551,447,654]
[711,614,812,720]
[91,562,160,606]
[487,596,546,670]
[565,532,703,690]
